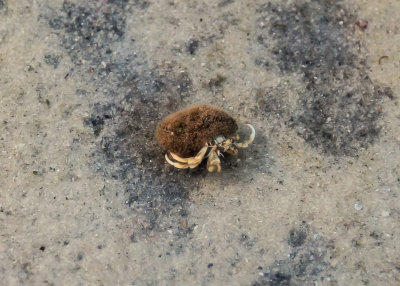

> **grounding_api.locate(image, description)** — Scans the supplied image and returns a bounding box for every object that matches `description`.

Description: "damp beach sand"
[0,0,399,285]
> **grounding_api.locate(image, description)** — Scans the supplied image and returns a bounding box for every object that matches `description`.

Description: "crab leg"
[169,152,191,163]
[169,145,208,164]
[165,144,209,169]
[169,145,208,165]
[165,154,190,169]
[234,124,255,148]
[206,148,221,173]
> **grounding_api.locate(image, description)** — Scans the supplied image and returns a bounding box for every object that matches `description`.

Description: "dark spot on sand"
[84,104,113,137]
[255,0,393,156]
[253,232,336,285]
[218,0,234,8]
[49,1,127,69]
[209,74,226,88]
[44,54,61,68]
[252,272,291,286]
[77,253,84,261]
[86,117,105,137]
[132,0,151,9]
[187,39,200,55]
[48,1,199,240]
[288,228,307,247]
[93,67,195,235]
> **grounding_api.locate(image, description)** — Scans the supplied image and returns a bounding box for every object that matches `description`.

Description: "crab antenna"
[234,124,255,148]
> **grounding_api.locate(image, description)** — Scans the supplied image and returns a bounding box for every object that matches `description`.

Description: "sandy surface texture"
[1,0,399,285]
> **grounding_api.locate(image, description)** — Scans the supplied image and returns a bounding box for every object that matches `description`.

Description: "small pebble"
[357,20,368,30]
[354,203,363,211]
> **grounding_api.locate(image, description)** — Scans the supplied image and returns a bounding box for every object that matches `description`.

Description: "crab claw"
[234,124,255,148]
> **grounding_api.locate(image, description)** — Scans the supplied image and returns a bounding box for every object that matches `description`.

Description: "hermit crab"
[156,105,255,172]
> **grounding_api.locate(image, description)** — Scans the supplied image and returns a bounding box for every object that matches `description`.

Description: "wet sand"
[1,0,399,285]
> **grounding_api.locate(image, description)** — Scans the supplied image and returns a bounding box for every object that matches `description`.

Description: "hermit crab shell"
[156,105,238,157]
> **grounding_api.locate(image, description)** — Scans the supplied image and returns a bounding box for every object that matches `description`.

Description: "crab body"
[156,105,255,172]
